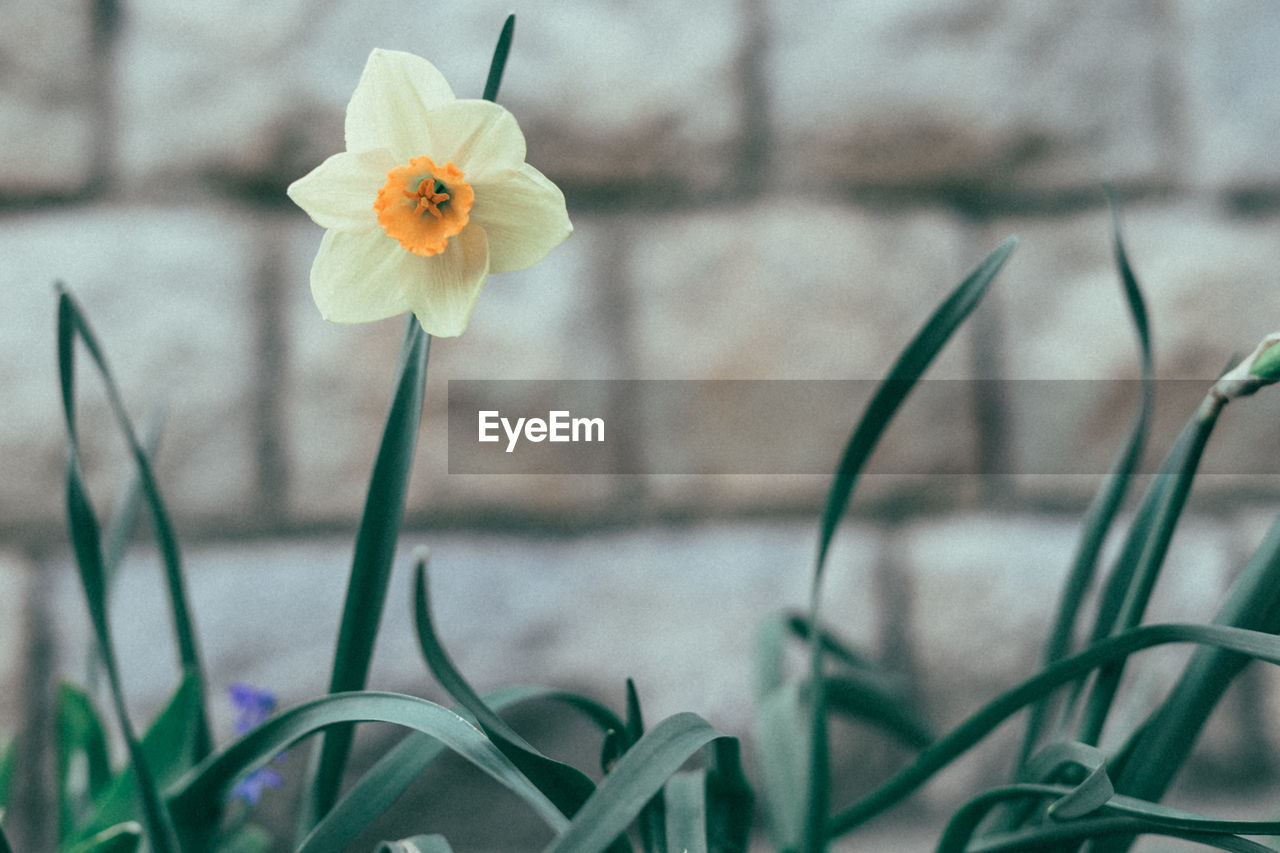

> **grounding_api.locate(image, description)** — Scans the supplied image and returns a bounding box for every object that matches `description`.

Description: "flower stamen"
[375,156,474,256]
[407,178,451,218]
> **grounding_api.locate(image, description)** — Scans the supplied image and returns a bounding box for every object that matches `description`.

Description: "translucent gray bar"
[446,380,1280,475]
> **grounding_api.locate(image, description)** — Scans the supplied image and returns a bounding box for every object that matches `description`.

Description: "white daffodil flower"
[288,49,572,337]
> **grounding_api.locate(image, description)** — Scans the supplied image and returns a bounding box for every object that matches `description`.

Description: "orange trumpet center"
[374,156,474,256]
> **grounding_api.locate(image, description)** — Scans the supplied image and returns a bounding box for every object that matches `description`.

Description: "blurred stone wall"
[6,1,1280,848]
[4,0,1280,535]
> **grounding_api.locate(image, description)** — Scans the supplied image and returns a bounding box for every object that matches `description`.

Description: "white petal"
[421,100,526,179]
[287,149,395,234]
[310,229,411,323]
[469,164,573,272]
[345,49,455,157]
[400,226,490,337]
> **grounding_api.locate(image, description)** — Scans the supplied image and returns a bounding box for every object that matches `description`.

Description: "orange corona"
[374,156,475,256]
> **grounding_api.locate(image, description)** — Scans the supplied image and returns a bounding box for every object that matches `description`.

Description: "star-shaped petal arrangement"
[288,49,572,337]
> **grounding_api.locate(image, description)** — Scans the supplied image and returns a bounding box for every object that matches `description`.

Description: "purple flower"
[227,683,286,806]
[229,683,277,735]
[231,766,285,806]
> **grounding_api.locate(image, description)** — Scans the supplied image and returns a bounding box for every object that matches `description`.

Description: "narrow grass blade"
[482,14,516,103]
[1110,512,1280,807]
[171,691,570,848]
[753,612,789,700]
[0,738,14,827]
[72,675,201,846]
[1078,397,1222,745]
[754,683,809,850]
[377,835,455,853]
[0,824,10,853]
[58,289,184,853]
[784,617,930,748]
[812,235,1018,576]
[1022,198,1153,765]
[626,680,668,853]
[298,686,620,853]
[413,555,598,817]
[784,612,891,675]
[307,319,429,825]
[57,684,113,841]
[704,738,752,853]
[0,737,13,803]
[65,822,142,853]
[665,771,708,853]
[56,288,210,758]
[826,622,1280,840]
[824,675,933,750]
[101,409,163,598]
[543,713,725,853]
[804,236,1017,852]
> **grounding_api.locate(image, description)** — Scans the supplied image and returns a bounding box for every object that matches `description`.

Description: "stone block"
[0,202,261,526]
[768,0,1176,197]
[623,200,990,506]
[986,203,1280,498]
[1180,0,1280,192]
[116,0,745,196]
[0,0,97,196]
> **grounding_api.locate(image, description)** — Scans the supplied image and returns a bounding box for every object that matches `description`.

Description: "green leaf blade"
[307,320,429,827]
[543,713,724,853]
[172,691,569,846]
[413,556,598,819]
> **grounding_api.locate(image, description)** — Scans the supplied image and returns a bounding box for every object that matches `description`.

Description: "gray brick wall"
[6,0,1280,535]
[7,2,1280,847]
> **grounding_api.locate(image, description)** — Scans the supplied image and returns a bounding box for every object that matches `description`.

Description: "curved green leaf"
[812,235,1019,578]
[56,288,209,757]
[298,685,620,853]
[827,622,1280,839]
[1023,196,1153,765]
[754,683,808,850]
[824,674,933,751]
[66,822,142,853]
[171,691,568,847]
[972,821,1273,853]
[413,556,598,818]
[377,835,455,853]
[939,784,1279,853]
[1105,511,1280,835]
[73,675,201,846]
[664,771,708,853]
[544,713,725,853]
[805,236,1017,852]
[58,679,113,843]
[57,288,184,853]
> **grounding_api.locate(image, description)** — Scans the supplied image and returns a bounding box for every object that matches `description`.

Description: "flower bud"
[1212,332,1280,402]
